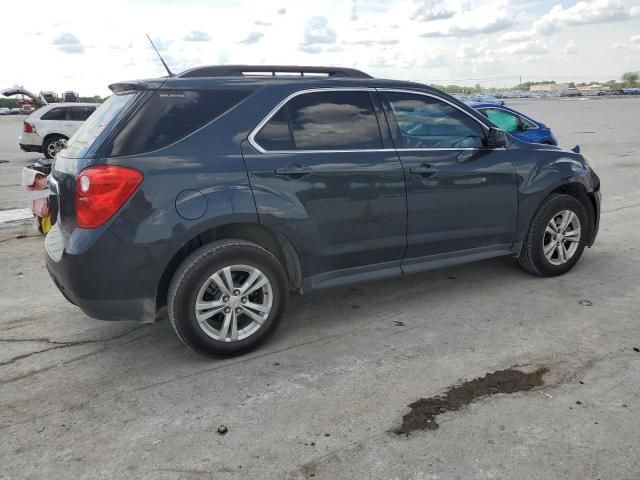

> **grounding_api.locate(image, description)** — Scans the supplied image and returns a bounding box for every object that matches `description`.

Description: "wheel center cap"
[229,296,241,308]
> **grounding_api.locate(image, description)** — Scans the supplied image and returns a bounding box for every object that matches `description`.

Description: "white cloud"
[52,32,84,54]
[502,0,639,40]
[411,0,456,21]
[419,3,513,38]
[564,40,578,54]
[239,32,264,45]
[58,44,85,54]
[631,34,640,43]
[349,38,399,46]
[52,32,80,45]
[421,17,512,37]
[183,30,211,42]
[500,40,548,55]
[301,16,337,45]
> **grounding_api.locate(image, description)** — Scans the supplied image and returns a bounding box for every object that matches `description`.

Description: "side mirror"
[486,127,509,148]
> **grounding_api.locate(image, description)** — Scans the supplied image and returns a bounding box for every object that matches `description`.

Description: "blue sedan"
[470,102,558,145]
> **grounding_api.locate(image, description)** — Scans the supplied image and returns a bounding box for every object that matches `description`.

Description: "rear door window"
[286,91,382,150]
[107,90,250,157]
[41,108,69,121]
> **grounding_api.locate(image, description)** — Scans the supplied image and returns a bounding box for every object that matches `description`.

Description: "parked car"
[0,107,9,115]
[475,94,505,105]
[19,104,35,115]
[19,103,98,158]
[42,91,60,103]
[10,107,21,114]
[471,102,558,145]
[46,65,601,357]
[62,91,79,102]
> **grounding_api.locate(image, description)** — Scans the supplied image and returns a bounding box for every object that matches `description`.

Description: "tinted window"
[41,108,68,121]
[69,106,96,121]
[254,107,294,150]
[63,93,136,159]
[385,93,485,149]
[108,90,249,157]
[285,91,382,150]
[481,108,520,133]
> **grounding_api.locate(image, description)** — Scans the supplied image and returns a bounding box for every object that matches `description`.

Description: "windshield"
[63,93,136,158]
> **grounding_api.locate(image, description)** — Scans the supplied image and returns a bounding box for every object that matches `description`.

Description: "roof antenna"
[146,33,174,77]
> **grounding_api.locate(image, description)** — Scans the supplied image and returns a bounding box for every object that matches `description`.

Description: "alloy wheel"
[543,209,581,265]
[194,265,273,342]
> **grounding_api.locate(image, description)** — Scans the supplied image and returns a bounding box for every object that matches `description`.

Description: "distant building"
[530,83,570,92]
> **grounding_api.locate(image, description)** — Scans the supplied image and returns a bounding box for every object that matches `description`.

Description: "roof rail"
[178,65,372,79]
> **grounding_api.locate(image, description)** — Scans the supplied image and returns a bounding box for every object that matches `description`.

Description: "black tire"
[43,135,66,159]
[168,239,288,357]
[518,194,589,277]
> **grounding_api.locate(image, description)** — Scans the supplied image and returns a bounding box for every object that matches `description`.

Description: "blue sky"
[1,0,638,95]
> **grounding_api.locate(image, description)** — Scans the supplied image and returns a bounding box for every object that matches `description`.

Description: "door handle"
[410,165,438,177]
[274,164,312,177]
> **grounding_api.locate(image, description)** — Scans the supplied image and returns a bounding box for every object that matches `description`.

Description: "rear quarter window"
[106,90,250,157]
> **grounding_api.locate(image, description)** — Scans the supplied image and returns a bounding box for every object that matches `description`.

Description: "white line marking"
[0,208,33,224]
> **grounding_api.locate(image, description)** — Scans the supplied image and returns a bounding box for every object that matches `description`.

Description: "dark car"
[46,65,601,357]
[470,102,558,145]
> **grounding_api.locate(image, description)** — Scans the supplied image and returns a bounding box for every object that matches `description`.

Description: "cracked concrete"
[1,98,640,479]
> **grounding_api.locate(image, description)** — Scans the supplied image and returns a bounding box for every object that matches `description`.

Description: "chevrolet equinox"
[46,65,601,357]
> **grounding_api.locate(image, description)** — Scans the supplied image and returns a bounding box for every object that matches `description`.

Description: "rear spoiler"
[108,79,166,94]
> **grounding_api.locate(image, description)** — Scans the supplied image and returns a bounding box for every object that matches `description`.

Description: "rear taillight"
[75,166,143,229]
[23,121,34,133]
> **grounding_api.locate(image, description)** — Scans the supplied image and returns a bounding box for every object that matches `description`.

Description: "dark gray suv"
[46,66,601,357]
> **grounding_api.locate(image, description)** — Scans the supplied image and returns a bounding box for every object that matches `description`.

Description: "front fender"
[512,148,597,247]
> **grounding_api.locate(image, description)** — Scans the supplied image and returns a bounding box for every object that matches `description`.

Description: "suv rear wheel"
[518,194,588,276]
[168,239,288,357]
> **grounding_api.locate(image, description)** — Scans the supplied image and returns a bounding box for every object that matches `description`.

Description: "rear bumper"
[45,223,170,323]
[20,143,43,153]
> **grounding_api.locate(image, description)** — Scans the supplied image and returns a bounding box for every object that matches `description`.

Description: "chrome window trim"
[378,88,492,130]
[247,87,495,154]
[248,87,380,154]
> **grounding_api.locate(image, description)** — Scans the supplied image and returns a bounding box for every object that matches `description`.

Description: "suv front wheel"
[168,239,288,357]
[518,193,589,276]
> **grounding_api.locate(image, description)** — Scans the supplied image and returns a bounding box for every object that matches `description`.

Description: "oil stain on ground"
[394,367,548,435]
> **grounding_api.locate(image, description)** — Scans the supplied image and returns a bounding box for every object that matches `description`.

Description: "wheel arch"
[548,182,598,245]
[43,132,68,142]
[155,222,303,313]
[515,180,597,253]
